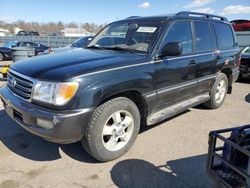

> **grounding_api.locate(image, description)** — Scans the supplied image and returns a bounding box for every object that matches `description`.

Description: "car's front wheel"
[81,97,140,162]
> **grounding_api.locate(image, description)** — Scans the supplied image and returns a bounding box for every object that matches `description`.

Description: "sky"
[0,0,250,24]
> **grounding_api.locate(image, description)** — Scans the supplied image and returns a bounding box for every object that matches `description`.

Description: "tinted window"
[16,42,24,47]
[214,23,234,50]
[163,21,193,55]
[210,23,217,50]
[26,42,38,47]
[194,22,212,52]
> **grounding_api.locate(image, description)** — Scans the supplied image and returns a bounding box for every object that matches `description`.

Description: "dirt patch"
[0,180,19,188]
[88,174,99,180]
[26,166,47,179]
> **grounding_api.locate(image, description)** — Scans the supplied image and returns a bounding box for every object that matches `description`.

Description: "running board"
[147,93,210,125]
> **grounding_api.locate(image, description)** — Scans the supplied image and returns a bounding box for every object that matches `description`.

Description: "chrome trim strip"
[78,48,239,77]
[8,69,36,102]
[8,69,36,84]
[145,74,217,98]
[167,52,213,61]
[221,49,239,53]
[7,87,32,102]
[79,61,155,77]
[145,92,157,98]
[157,80,197,95]
[197,75,217,82]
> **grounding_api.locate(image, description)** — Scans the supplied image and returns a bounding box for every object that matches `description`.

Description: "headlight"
[33,81,79,106]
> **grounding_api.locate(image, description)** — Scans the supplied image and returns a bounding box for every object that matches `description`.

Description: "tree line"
[0,20,106,35]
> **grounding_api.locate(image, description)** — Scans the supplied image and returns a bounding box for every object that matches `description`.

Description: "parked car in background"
[239,46,250,78]
[0,41,48,61]
[16,31,39,36]
[43,36,93,54]
[231,20,250,31]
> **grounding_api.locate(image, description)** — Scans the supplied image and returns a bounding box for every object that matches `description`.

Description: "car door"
[27,42,40,54]
[155,20,197,109]
[193,21,218,94]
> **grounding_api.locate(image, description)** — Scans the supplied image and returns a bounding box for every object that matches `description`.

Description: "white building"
[14,27,22,35]
[61,27,94,37]
[0,28,10,36]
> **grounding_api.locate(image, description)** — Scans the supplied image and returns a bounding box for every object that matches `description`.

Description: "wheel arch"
[220,68,233,94]
[100,90,148,125]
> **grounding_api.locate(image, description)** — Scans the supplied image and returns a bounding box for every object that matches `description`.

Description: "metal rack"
[176,11,228,22]
[207,125,250,187]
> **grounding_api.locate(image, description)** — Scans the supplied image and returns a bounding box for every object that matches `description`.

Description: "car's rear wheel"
[0,52,4,61]
[81,97,140,162]
[204,73,228,109]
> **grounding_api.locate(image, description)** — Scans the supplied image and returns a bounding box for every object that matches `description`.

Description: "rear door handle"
[188,60,197,66]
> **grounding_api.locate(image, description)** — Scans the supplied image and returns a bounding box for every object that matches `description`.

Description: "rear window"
[214,23,234,50]
[194,22,212,52]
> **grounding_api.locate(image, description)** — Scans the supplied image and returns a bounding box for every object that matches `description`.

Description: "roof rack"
[176,11,228,22]
[126,16,140,19]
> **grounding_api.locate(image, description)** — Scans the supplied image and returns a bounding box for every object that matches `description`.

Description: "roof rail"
[176,11,228,22]
[126,16,140,19]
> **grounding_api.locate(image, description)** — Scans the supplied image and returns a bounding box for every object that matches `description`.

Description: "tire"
[0,52,4,61]
[204,73,228,109]
[36,52,43,56]
[81,97,140,162]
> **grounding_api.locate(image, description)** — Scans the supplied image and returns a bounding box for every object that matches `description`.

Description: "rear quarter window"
[214,22,234,50]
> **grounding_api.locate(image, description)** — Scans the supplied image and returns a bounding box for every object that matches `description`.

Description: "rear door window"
[209,23,217,50]
[162,21,193,55]
[194,21,212,52]
[214,22,234,50]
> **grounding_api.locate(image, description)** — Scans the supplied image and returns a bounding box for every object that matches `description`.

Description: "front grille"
[7,70,34,100]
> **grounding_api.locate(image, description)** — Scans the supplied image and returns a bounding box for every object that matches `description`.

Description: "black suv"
[0,12,240,161]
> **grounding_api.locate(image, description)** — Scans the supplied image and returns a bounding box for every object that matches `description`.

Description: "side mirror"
[161,42,183,57]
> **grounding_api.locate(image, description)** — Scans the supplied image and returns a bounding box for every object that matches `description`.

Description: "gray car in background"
[43,36,94,54]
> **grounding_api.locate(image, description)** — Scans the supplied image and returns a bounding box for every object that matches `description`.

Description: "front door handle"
[213,50,221,59]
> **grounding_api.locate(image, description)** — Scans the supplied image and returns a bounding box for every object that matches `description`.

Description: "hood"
[11,49,149,81]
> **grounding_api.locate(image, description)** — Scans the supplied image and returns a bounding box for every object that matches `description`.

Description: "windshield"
[88,20,164,53]
[242,46,250,54]
[3,41,16,48]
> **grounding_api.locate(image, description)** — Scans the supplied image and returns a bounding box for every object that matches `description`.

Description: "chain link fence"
[0,36,79,48]
[0,31,250,48]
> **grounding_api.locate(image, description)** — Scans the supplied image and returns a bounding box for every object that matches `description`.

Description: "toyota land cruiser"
[0,12,240,161]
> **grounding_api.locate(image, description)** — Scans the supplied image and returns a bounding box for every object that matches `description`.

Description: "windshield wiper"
[87,45,103,49]
[87,45,138,54]
[102,46,136,54]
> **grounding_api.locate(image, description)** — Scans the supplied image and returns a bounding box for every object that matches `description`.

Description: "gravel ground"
[0,76,249,188]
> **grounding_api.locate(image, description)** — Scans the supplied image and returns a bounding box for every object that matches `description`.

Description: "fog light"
[36,118,54,130]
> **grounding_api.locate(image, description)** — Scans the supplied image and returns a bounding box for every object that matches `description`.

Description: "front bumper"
[0,86,94,144]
